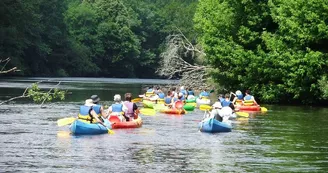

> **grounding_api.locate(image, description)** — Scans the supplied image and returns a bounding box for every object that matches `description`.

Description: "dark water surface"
[0,78,327,172]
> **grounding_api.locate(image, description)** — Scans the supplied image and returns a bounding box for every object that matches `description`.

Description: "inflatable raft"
[198,118,232,133]
[70,119,111,135]
[109,116,142,129]
[239,105,261,111]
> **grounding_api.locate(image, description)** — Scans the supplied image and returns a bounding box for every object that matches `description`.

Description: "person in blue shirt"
[164,91,173,107]
[218,94,224,102]
[78,95,110,127]
[243,90,258,105]
[221,93,235,111]
[231,90,243,105]
[180,86,188,96]
[187,88,195,100]
[199,88,210,99]
[108,94,128,122]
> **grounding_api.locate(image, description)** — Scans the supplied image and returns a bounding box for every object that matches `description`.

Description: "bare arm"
[252,96,258,105]
[90,110,106,127]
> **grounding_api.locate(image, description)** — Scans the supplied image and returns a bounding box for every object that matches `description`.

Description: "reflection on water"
[0,78,327,172]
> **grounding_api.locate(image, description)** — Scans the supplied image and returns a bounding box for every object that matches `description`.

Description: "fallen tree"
[156,29,210,89]
[0,58,66,107]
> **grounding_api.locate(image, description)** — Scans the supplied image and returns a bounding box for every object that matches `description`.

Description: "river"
[0,77,327,172]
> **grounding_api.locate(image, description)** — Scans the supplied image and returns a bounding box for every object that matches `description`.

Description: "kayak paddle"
[57,117,76,126]
[261,107,268,112]
[199,104,212,111]
[101,117,115,134]
[235,112,249,117]
[132,98,142,103]
[140,108,156,116]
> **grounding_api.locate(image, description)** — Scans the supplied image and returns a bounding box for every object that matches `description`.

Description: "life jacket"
[219,98,224,102]
[244,95,255,105]
[200,91,209,99]
[164,97,172,104]
[221,100,231,107]
[180,89,187,95]
[235,99,243,105]
[78,105,102,123]
[237,94,244,100]
[112,103,123,112]
[181,95,186,101]
[124,101,134,117]
[188,90,194,95]
[145,89,155,97]
[157,98,165,104]
[244,95,253,101]
[158,92,165,99]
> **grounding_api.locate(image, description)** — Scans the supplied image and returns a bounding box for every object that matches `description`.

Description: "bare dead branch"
[0,58,20,74]
[157,29,211,89]
[0,67,19,74]
[0,87,29,105]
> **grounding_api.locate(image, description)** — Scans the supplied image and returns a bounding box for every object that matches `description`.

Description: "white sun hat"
[85,99,95,106]
[212,102,222,109]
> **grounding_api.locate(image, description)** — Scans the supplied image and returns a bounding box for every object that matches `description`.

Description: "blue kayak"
[70,119,111,135]
[198,118,232,133]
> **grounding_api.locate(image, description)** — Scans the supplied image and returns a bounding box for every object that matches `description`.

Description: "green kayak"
[183,103,195,111]
[142,100,154,108]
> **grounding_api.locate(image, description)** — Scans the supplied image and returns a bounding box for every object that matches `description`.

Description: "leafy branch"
[0,82,66,107]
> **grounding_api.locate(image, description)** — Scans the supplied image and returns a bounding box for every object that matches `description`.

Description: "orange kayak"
[109,116,142,129]
[160,109,186,115]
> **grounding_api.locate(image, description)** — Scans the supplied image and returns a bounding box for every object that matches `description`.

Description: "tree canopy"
[1,0,327,104]
[194,0,328,104]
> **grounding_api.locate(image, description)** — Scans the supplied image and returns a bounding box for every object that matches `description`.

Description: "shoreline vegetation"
[1,0,327,105]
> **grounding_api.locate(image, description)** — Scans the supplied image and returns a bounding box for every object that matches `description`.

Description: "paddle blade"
[261,107,268,112]
[153,104,167,111]
[57,117,76,126]
[140,108,156,116]
[175,101,183,109]
[199,104,212,111]
[107,128,115,134]
[132,98,142,103]
[235,112,249,117]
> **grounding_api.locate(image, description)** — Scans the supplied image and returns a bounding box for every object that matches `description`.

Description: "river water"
[0,78,327,172]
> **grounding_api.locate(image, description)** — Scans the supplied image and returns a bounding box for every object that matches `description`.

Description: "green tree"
[194,0,328,104]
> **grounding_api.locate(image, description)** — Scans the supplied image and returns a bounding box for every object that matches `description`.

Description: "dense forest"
[1,0,327,104]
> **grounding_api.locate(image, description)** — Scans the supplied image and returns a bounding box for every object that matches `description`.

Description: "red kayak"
[108,116,142,129]
[239,105,261,111]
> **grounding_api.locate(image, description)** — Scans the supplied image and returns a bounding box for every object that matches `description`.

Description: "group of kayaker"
[142,85,214,108]
[77,93,139,126]
[206,89,258,122]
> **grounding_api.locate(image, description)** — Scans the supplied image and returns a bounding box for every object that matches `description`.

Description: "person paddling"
[199,88,210,99]
[77,97,108,127]
[187,87,195,100]
[221,93,235,111]
[243,90,258,105]
[123,93,139,121]
[172,93,184,109]
[231,90,243,105]
[108,94,128,122]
